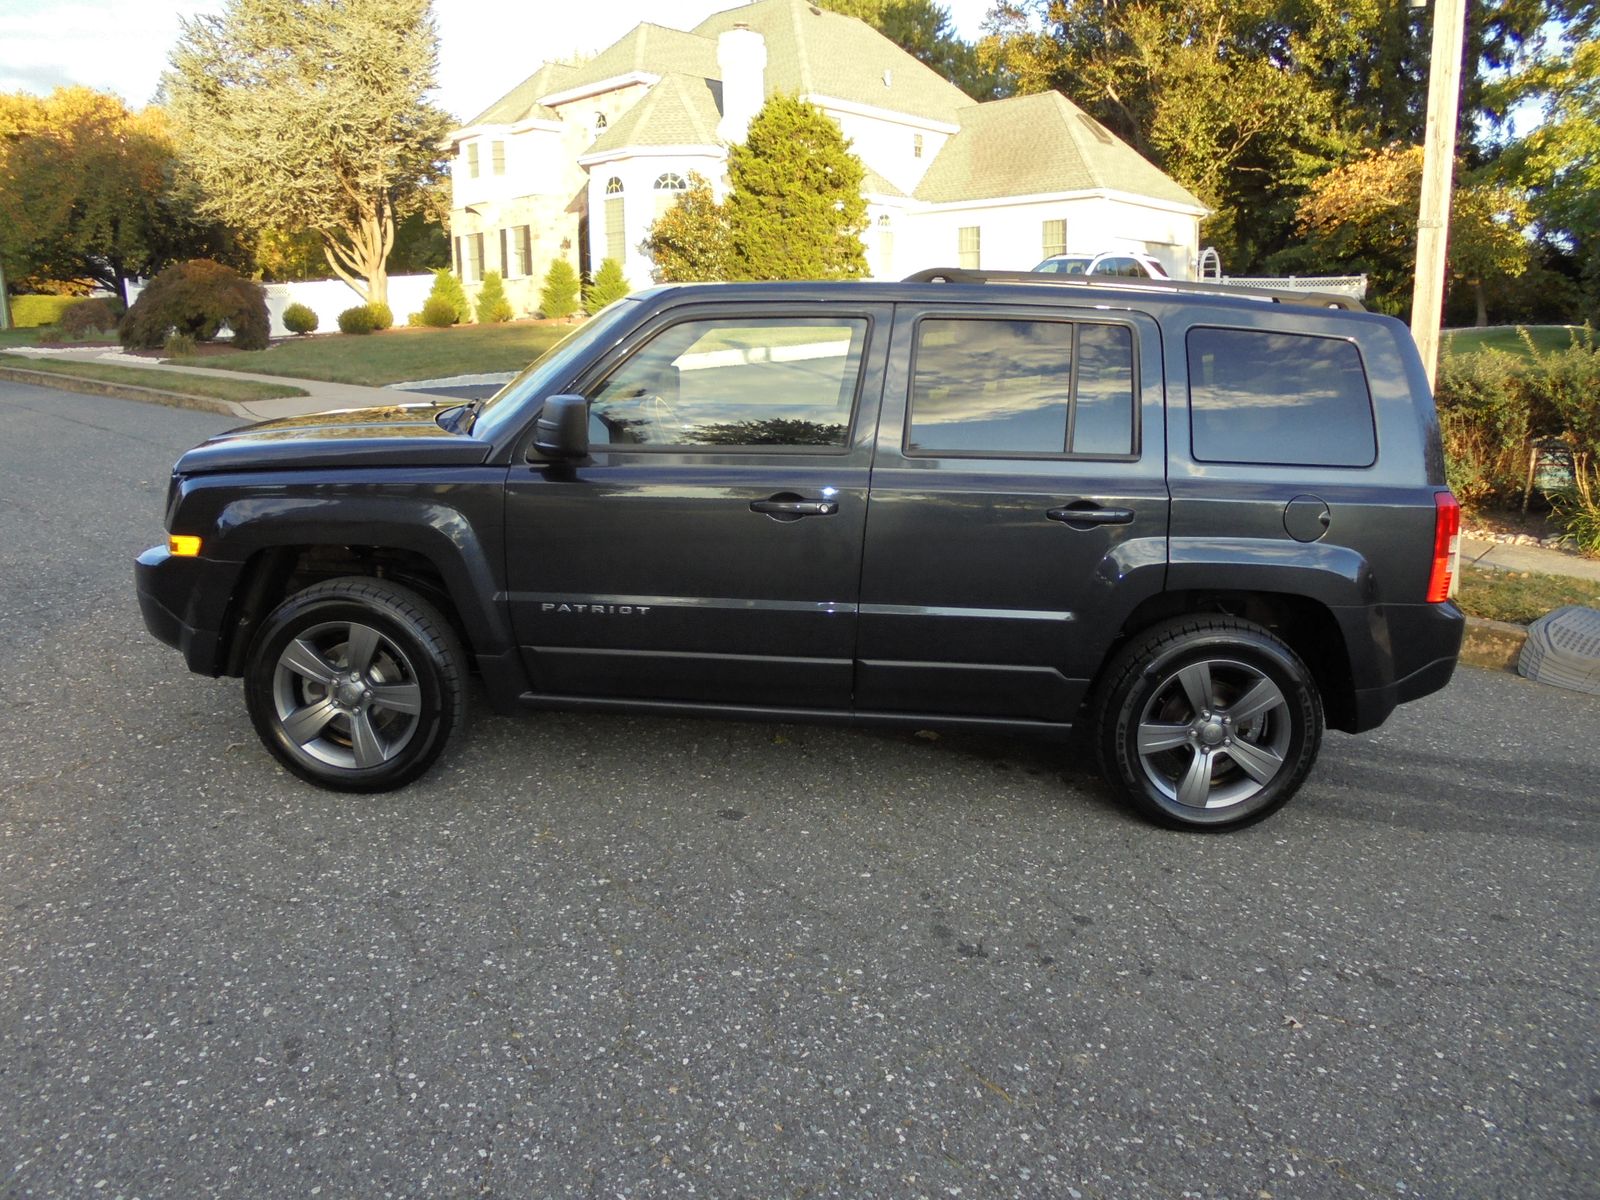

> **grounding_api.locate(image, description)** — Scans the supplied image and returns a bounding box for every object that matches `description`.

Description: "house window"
[653,172,688,219]
[958,226,980,269]
[515,226,532,278]
[467,232,485,283]
[466,143,479,179]
[604,176,626,263]
[595,112,608,131]
[877,214,894,277]
[491,140,505,175]
[1042,219,1067,260]
[913,133,923,159]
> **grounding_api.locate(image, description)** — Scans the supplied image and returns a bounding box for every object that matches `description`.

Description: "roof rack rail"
[901,267,1366,312]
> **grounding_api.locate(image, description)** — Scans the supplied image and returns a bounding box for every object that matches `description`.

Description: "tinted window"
[1187,328,1376,467]
[907,318,1135,457]
[588,317,867,448]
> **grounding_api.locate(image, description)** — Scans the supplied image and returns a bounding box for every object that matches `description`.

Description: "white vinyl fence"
[126,274,436,340]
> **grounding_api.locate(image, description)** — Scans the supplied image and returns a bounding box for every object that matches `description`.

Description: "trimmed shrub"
[119,260,271,351]
[9,294,80,328]
[282,302,319,335]
[337,304,379,335]
[163,331,198,357]
[60,298,123,337]
[539,259,581,320]
[426,269,471,324]
[368,301,394,331]
[585,258,630,312]
[418,296,457,328]
[475,271,513,323]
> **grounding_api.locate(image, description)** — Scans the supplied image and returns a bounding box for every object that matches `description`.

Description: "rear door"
[503,302,891,711]
[855,303,1169,724]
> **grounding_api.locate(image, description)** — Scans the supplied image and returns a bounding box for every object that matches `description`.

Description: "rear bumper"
[1342,601,1464,732]
[135,545,237,675]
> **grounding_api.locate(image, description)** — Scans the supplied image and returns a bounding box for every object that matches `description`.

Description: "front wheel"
[244,577,465,792]
[1094,617,1323,830]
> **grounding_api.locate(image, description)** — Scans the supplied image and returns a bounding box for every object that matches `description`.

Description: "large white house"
[445,0,1207,313]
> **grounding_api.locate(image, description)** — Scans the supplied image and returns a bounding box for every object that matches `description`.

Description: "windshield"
[469,299,641,442]
[1034,257,1091,275]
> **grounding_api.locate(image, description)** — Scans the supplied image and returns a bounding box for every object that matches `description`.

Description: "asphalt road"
[1,381,1596,1200]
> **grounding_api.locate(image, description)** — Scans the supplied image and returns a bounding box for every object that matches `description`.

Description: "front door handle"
[1046,505,1135,526]
[750,498,838,517]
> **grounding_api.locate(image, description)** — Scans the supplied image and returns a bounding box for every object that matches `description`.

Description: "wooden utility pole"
[1410,0,1469,390]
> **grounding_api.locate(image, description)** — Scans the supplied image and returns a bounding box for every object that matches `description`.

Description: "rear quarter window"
[1187,327,1376,467]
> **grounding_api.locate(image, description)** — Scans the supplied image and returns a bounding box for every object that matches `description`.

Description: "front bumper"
[135,545,239,676]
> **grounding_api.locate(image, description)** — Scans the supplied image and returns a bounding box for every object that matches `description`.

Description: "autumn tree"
[1290,146,1531,323]
[0,88,236,304]
[164,0,452,307]
[644,173,734,282]
[724,95,868,281]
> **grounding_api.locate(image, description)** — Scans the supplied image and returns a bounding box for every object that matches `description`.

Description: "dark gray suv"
[136,270,1464,829]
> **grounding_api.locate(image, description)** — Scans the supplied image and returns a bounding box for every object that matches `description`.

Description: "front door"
[503,303,891,711]
[856,305,1170,724]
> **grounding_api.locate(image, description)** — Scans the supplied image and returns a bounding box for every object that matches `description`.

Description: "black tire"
[244,577,465,792]
[1093,616,1323,830]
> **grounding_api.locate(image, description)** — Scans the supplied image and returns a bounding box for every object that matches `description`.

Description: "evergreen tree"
[585,258,631,310]
[724,95,868,281]
[539,259,580,319]
[475,270,512,322]
[426,268,470,324]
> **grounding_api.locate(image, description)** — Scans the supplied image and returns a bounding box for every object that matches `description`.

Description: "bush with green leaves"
[415,297,457,328]
[426,268,471,324]
[163,331,198,357]
[337,304,379,335]
[368,301,394,331]
[539,259,580,319]
[119,259,271,351]
[475,271,513,323]
[282,302,319,335]
[585,258,630,311]
[60,298,123,337]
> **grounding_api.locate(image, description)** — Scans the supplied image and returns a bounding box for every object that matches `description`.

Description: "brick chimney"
[716,24,767,144]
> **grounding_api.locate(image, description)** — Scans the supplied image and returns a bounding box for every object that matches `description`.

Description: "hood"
[175,402,495,475]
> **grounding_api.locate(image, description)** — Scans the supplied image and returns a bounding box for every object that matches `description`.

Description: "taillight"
[1427,490,1461,602]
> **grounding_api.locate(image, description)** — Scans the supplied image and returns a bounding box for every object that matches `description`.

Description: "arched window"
[604,177,626,262]
[594,112,608,131]
[653,172,689,219]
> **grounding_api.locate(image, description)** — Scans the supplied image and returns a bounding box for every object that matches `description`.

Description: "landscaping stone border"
[0,363,242,417]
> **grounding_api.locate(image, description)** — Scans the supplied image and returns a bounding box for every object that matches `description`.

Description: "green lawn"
[0,327,117,351]
[1441,325,1591,361]
[0,354,307,402]
[169,321,576,386]
[1456,564,1600,625]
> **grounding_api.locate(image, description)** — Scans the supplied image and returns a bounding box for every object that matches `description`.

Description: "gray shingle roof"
[553,23,719,97]
[466,62,578,127]
[692,0,973,124]
[586,73,724,154]
[914,91,1205,209]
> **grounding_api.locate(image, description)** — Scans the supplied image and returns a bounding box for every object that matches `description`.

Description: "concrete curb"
[0,364,248,418]
[1460,616,1528,673]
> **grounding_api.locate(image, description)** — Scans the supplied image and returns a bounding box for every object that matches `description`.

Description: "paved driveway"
[1,381,1596,1199]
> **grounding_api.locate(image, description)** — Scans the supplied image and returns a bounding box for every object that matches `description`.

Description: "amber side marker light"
[168,534,202,557]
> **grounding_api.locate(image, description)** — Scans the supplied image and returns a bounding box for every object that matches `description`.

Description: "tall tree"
[0,88,235,304]
[725,95,869,281]
[818,0,1000,98]
[164,0,452,306]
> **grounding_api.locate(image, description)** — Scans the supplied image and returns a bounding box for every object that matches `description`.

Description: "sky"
[0,0,1002,122]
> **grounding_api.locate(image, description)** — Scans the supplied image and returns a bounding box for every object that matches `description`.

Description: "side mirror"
[533,393,589,460]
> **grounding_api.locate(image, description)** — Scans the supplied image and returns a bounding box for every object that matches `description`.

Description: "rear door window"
[906,317,1136,457]
[1187,327,1376,467]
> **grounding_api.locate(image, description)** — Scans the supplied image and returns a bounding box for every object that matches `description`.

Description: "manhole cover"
[1518,605,1600,696]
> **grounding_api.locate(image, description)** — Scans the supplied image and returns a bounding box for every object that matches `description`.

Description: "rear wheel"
[1095,617,1323,830]
[244,577,465,791]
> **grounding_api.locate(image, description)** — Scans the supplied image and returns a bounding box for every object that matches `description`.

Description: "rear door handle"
[750,499,838,517]
[1046,505,1135,526]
